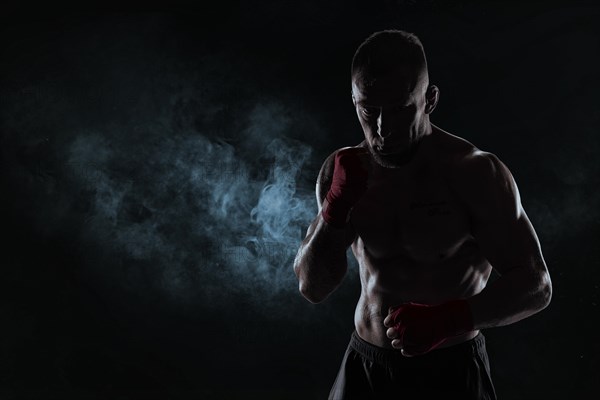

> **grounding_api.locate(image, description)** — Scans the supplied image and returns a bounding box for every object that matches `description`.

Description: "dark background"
[1,0,598,399]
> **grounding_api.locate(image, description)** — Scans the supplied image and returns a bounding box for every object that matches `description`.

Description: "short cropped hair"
[351,30,428,86]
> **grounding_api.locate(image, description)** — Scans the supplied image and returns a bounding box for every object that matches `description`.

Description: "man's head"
[351,30,439,168]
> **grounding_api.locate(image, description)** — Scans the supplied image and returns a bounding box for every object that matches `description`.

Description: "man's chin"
[370,148,413,169]
[368,140,423,169]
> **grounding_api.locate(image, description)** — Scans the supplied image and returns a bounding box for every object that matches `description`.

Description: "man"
[293,30,552,399]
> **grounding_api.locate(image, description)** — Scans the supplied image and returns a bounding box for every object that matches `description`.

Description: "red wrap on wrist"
[388,299,474,356]
[321,148,368,228]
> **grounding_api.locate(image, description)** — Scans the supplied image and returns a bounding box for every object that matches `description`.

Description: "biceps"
[474,210,543,275]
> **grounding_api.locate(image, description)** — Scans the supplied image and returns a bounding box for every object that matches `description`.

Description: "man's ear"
[351,91,356,106]
[425,85,439,114]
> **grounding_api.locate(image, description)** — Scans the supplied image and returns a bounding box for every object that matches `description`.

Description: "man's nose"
[377,109,393,139]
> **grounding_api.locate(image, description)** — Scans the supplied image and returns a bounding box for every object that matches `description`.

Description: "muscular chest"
[350,164,472,264]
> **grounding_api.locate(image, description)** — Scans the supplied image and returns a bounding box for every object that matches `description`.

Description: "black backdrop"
[1,1,598,399]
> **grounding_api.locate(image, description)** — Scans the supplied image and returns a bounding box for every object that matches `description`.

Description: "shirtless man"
[293,30,552,399]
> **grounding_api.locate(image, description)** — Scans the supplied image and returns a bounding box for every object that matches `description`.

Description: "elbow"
[293,253,347,305]
[299,282,326,304]
[294,257,325,304]
[543,281,553,309]
[537,271,553,310]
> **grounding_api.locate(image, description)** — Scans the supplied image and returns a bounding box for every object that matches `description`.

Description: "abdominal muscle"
[351,237,490,350]
[347,127,493,351]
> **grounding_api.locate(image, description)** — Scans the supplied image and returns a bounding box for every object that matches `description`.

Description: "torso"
[349,126,493,349]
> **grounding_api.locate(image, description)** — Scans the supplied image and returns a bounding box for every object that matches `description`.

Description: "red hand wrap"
[389,299,474,355]
[321,148,369,228]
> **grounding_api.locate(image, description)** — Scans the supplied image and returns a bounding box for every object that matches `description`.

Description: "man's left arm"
[456,151,553,329]
[384,150,553,355]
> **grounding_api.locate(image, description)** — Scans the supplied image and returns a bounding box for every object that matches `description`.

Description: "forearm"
[293,212,349,303]
[467,266,552,330]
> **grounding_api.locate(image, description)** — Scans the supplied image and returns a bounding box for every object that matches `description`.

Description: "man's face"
[352,67,430,169]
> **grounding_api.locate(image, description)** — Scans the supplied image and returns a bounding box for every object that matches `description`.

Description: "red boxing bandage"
[388,299,474,356]
[321,148,369,228]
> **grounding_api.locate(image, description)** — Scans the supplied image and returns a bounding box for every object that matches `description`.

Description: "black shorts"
[328,330,497,400]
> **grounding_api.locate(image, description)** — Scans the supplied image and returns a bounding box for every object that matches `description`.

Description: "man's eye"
[361,107,377,117]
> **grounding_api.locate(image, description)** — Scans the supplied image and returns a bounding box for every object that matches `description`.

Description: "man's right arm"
[293,151,358,304]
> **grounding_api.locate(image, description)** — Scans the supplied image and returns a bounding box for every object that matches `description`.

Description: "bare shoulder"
[450,148,512,191]
[436,130,520,214]
[315,141,366,209]
[433,128,507,180]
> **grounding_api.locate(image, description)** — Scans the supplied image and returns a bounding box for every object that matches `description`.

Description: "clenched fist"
[321,146,371,228]
[383,300,474,357]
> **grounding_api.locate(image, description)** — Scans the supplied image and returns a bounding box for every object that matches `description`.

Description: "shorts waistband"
[349,330,486,366]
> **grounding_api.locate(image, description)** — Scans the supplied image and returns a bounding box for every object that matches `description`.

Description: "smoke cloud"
[0,15,355,327]
[64,104,326,318]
